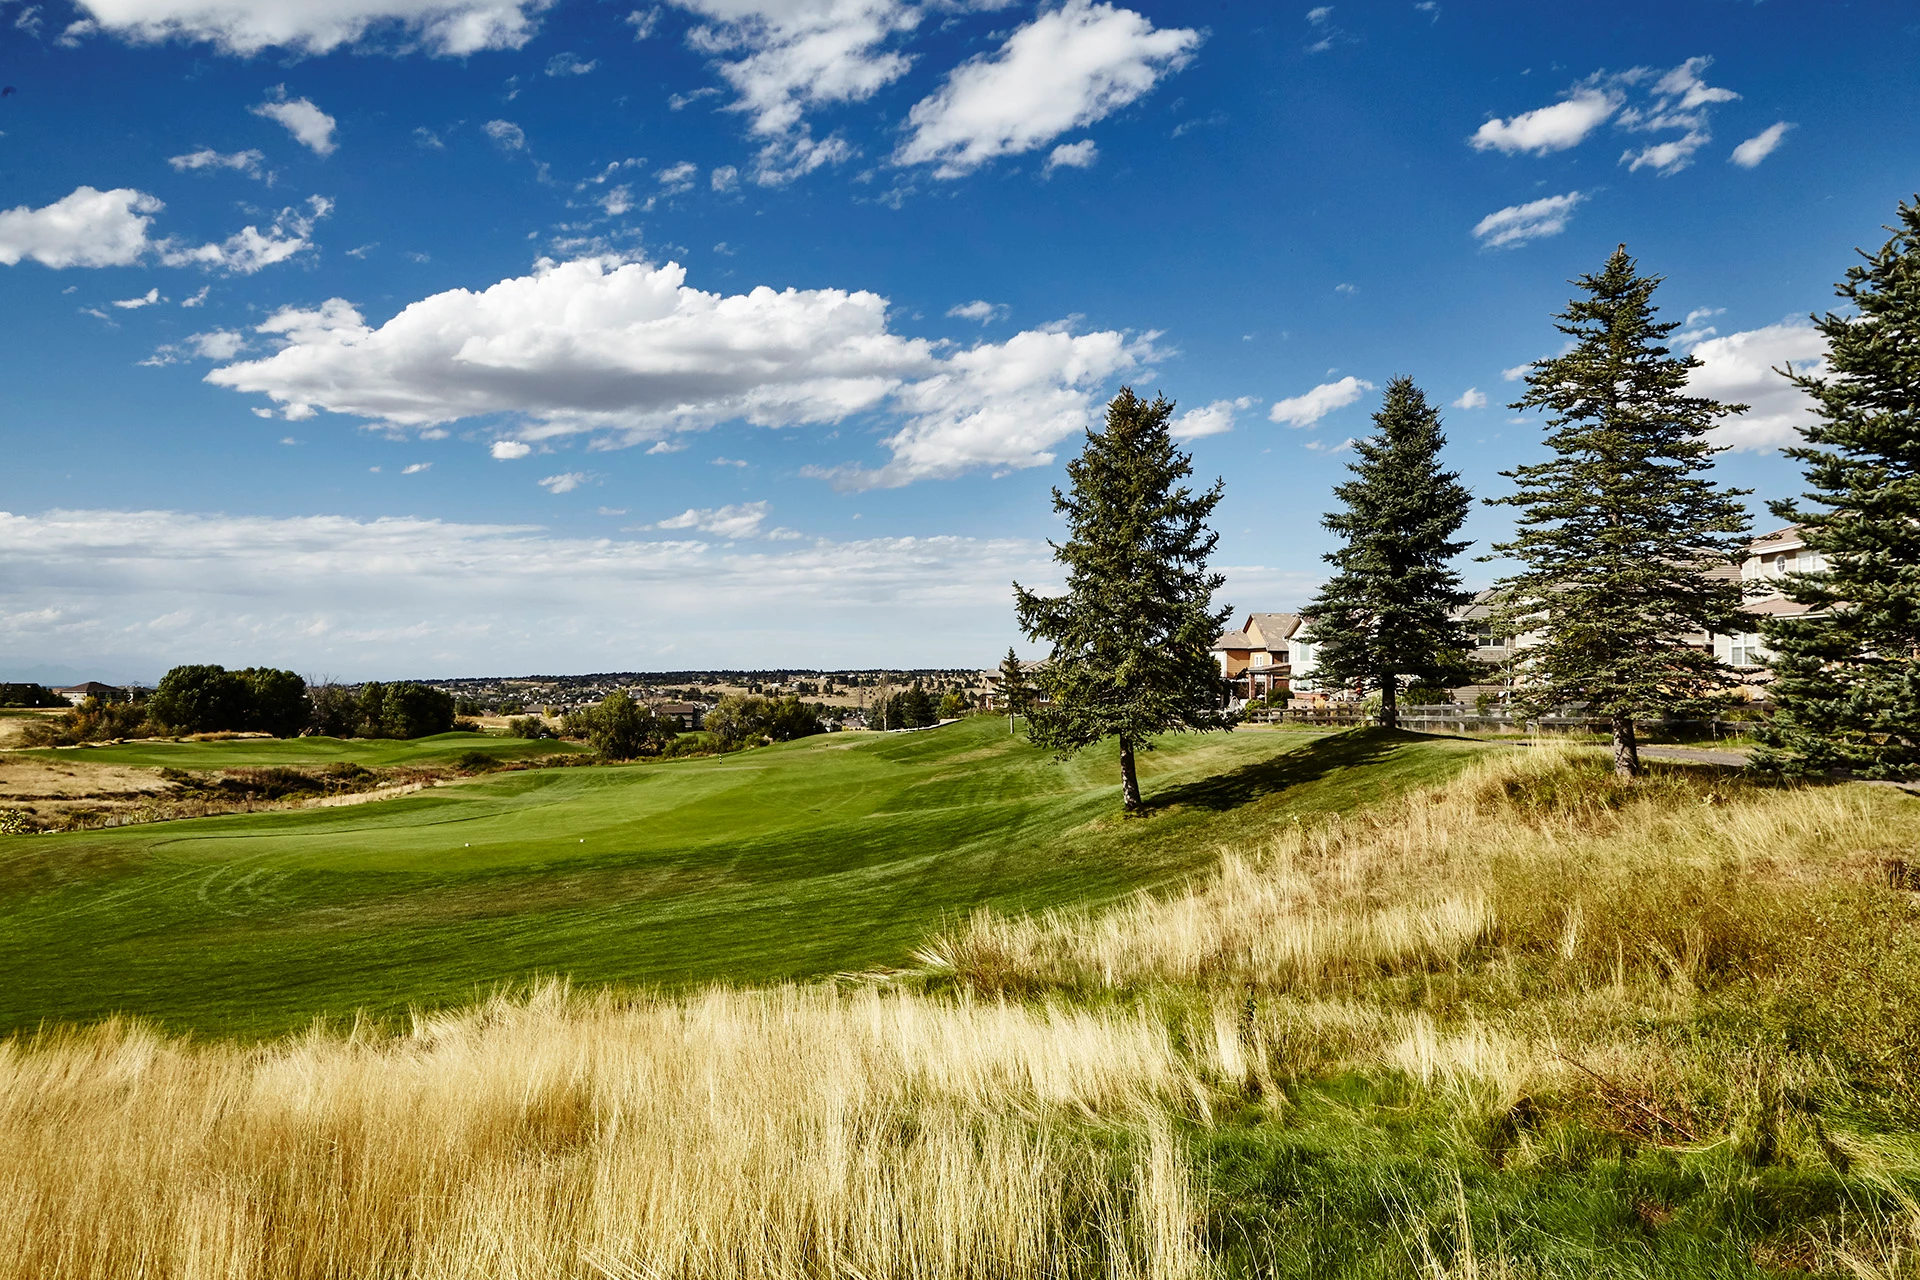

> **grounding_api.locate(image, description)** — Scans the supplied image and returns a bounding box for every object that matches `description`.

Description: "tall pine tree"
[1013,388,1233,811]
[1303,376,1475,730]
[997,646,1031,734]
[1489,246,1752,778]
[1755,197,1920,780]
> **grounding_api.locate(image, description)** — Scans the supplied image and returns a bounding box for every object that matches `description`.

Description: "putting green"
[0,721,1485,1037]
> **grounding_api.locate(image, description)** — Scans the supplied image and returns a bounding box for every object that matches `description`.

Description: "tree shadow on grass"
[1141,728,1427,815]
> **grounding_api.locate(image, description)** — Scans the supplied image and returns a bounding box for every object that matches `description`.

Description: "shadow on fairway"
[1142,728,1422,814]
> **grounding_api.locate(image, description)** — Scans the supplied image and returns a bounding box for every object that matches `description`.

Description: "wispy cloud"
[1472,190,1584,248]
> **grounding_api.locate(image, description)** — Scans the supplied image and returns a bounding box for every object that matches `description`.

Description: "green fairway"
[17,731,588,769]
[0,721,1488,1037]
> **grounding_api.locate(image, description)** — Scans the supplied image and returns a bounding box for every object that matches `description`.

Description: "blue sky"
[2,0,1916,681]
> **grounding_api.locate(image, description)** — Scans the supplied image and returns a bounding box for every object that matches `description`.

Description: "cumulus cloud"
[652,501,776,538]
[1046,139,1098,171]
[896,0,1199,177]
[205,256,1153,487]
[252,89,337,156]
[0,186,162,268]
[158,195,332,274]
[1685,320,1827,452]
[1731,121,1793,168]
[1269,376,1372,428]
[946,299,1007,324]
[112,287,162,309]
[168,147,266,177]
[672,0,920,184]
[1473,190,1584,248]
[538,471,588,493]
[1470,88,1617,156]
[66,0,550,55]
[490,440,532,459]
[1172,395,1255,440]
[1452,386,1487,409]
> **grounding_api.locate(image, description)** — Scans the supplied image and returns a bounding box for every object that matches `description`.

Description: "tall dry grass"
[0,982,1209,1280]
[923,741,1907,998]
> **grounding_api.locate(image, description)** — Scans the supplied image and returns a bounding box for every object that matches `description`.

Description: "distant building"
[52,681,121,705]
[1211,613,1306,707]
[655,700,705,730]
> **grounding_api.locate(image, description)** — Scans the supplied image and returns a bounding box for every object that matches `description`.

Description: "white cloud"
[252,89,337,156]
[0,186,161,268]
[1473,57,1738,174]
[113,287,162,309]
[1302,436,1355,454]
[141,328,250,366]
[896,1,1199,178]
[711,164,739,192]
[626,6,658,38]
[206,256,1153,487]
[68,0,550,55]
[1472,190,1584,248]
[673,0,920,184]
[1333,282,1356,294]
[1171,395,1255,440]
[491,440,532,459]
[1501,361,1534,381]
[539,471,588,493]
[1470,88,1617,156]
[1451,386,1487,409]
[484,119,526,150]
[600,185,635,216]
[0,507,1066,674]
[156,195,332,274]
[946,299,1007,324]
[656,160,698,193]
[181,285,210,307]
[1685,320,1827,452]
[653,500,773,538]
[544,50,594,75]
[1621,129,1705,175]
[401,461,431,474]
[1730,121,1793,168]
[168,147,265,177]
[1268,376,1371,428]
[1046,139,1098,171]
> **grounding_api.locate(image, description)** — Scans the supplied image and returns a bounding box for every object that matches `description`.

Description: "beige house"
[1212,613,1307,707]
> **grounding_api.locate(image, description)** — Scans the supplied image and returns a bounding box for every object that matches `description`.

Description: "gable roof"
[1211,629,1253,650]
[1244,613,1302,646]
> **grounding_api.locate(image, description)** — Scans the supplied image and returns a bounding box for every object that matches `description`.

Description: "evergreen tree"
[1013,388,1233,811]
[1754,198,1920,780]
[1488,246,1752,778]
[1303,376,1475,730]
[997,647,1031,734]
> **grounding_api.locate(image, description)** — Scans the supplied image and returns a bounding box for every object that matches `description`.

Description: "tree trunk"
[1379,676,1399,731]
[1611,711,1640,780]
[1119,737,1142,811]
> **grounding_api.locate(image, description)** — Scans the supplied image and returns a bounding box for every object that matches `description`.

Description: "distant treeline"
[19,666,458,746]
[0,683,69,709]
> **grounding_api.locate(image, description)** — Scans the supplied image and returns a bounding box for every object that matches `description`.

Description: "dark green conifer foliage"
[1755,198,1920,780]
[1303,376,1475,730]
[997,646,1031,734]
[1013,388,1234,811]
[1488,246,1752,778]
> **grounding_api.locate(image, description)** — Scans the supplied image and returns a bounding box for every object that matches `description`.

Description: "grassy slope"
[0,722,1484,1037]
[15,730,588,769]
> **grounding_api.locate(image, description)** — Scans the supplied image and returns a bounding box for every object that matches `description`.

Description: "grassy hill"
[0,720,1485,1037]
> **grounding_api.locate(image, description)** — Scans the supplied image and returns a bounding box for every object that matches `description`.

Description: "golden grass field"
[5,741,1919,1277]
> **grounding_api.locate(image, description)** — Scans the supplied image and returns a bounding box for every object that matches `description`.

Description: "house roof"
[1211,629,1253,650]
[54,681,118,694]
[1244,613,1302,646]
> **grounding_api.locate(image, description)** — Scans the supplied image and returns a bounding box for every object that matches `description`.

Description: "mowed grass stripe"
[0,721,1486,1037]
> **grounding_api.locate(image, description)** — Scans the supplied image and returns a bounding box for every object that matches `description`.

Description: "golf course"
[0,720,1484,1037]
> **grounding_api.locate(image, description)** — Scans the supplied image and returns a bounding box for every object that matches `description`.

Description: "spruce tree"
[1489,246,1752,778]
[1754,197,1920,780]
[1303,376,1475,730]
[997,646,1031,734]
[1013,388,1234,811]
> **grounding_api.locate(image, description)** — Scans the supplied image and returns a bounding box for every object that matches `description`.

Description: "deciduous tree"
[1013,388,1234,811]
[1488,246,1751,778]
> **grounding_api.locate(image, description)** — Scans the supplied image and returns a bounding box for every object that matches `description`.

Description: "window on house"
[1729,634,1766,668]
